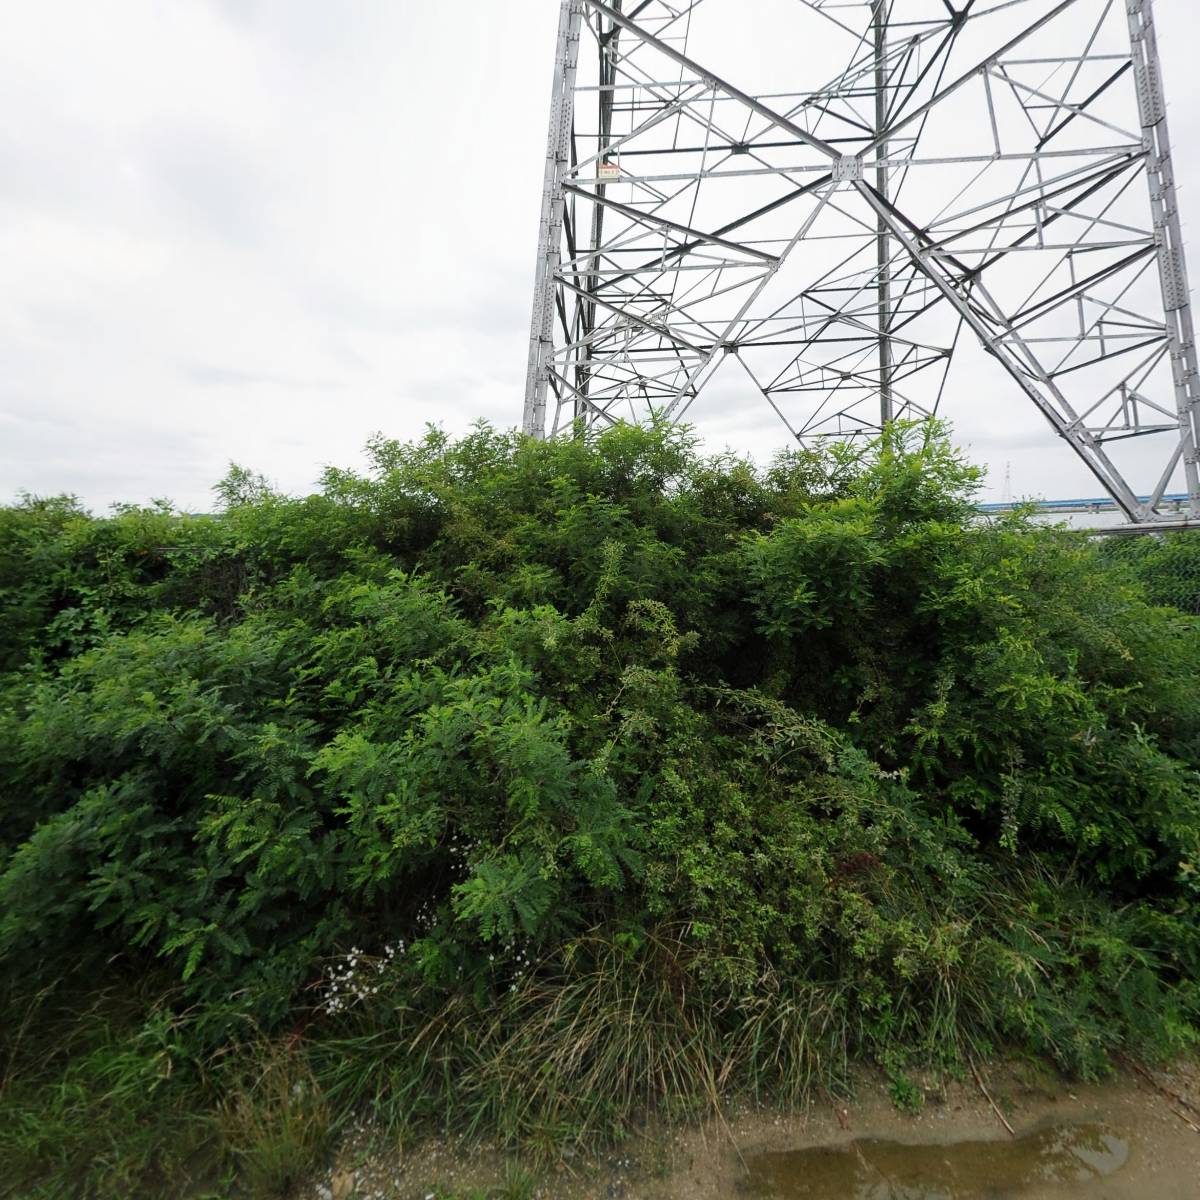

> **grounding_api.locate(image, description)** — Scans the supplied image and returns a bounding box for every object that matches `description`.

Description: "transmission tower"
[523,0,1200,524]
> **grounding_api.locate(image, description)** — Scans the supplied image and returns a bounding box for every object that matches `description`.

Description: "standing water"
[741,1122,1129,1198]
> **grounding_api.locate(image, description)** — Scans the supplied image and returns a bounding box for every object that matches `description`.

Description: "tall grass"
[3,879,1196,1199]
[0,978,221,1199]
[308,929,840,1157]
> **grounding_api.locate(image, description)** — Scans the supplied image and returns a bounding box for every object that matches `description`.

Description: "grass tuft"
[216,1043,332,1198]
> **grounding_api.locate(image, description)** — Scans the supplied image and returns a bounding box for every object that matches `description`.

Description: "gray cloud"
[1,0,1198,511]
[182,363,344,391]
[141,124,274,249]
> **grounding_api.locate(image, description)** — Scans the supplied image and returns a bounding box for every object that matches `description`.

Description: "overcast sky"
[2,0,1199,511]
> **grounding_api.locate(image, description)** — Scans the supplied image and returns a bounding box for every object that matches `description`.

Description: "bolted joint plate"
[833,155,864,183]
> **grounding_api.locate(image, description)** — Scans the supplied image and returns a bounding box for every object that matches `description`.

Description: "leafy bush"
[1101,526,1200,615]
[2,420,1198,1195]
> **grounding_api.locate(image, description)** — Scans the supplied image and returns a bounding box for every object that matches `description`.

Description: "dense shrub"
[1101,524,1200,615]
[2,420,1198,1194]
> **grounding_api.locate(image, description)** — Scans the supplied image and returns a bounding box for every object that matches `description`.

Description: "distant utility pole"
[524,0,1200,525]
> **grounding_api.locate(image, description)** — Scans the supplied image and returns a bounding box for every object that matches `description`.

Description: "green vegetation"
[886,1071,925,1117]
[1,420,1198,1198]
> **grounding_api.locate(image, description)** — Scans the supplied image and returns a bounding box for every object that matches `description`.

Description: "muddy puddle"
[740,1121,1130,1198]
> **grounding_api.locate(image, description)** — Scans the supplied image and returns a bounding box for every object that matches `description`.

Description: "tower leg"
[1128,0,1200,516]
[874,0,893,427]
[523,1,583,438]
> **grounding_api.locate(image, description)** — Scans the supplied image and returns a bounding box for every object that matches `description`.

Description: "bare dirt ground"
[310,1059,1200,1199]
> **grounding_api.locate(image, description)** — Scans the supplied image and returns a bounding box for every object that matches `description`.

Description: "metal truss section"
[523,0,1200,521]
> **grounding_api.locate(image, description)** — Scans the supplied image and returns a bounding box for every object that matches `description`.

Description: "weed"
[887,1074,925,1116]
[0,981,221,1199]
[217,1045,332,1198]
[429,1169,537,1200]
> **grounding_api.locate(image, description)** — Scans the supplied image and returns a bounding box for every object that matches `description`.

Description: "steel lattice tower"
[523,0,1200,524]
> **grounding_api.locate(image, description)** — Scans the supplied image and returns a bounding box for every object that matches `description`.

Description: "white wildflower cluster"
[319,938,406,1016]
[498,939,535,992]
[446,832,479,875]
[414,896,436,930]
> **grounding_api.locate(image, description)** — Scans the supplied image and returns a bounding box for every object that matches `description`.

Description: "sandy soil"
[310,1059,1200,1199]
